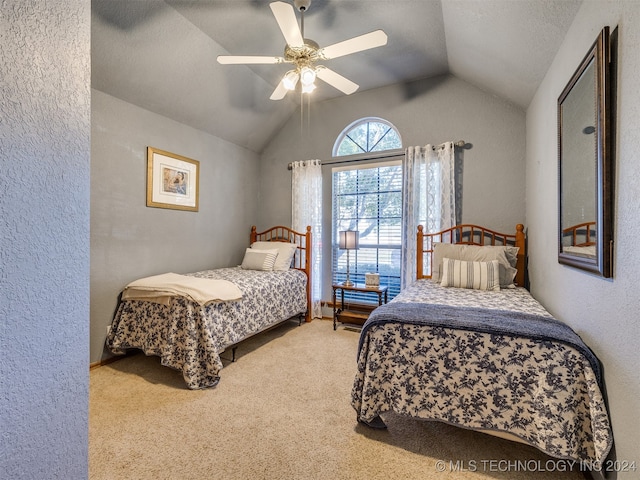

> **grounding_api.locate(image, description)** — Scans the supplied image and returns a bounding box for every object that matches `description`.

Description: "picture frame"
[146,147,199,212]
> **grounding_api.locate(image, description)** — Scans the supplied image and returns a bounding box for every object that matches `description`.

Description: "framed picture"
[146,147,199,212]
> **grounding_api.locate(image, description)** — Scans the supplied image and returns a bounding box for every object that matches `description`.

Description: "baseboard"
[89,352,135,370]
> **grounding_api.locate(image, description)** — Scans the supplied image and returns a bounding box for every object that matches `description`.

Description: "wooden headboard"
[250,225,312,322]
[417,224,526,287]
[562,221,596,247]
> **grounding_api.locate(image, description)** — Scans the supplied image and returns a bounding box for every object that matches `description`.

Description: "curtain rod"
[287,140,466,170]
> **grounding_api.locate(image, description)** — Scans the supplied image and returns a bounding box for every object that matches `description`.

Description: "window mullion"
[345,134,366,154]
[369,127,391,152]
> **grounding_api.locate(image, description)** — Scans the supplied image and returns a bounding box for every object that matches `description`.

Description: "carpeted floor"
[90,319,584,480]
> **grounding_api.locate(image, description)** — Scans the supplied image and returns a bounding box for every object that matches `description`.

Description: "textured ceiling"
[91,0,582,153]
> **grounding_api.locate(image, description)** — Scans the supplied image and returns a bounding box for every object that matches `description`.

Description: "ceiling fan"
[217,0,388,100]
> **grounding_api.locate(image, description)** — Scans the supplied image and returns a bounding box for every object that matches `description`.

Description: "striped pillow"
[440,258,501,291]
[240,248,278,271]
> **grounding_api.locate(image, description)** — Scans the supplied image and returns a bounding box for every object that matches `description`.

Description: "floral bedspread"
[107,267,307,389]
[351,280,612,464]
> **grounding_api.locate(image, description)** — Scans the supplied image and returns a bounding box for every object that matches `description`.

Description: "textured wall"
[91,90,261,363]
[0,1,90,478]
[526,1,640,475]
[259,74,526,301]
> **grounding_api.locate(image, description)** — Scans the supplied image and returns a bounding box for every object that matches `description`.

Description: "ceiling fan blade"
[217,55,284,65]
[316,67,359,95]
[270,81,289,101]
[320,30,388,60]
[270,1,304,48]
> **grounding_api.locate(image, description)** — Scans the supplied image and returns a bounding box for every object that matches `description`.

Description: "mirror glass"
[558,27,613,277]
[560,59,597,256]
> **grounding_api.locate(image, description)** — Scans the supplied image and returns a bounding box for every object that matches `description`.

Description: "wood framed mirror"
[558,26,614,278]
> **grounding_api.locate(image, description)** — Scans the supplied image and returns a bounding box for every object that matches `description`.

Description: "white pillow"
[240,248,278,271]
[441,258,501,291]
[251,241,297,271]
[431,243,518,288]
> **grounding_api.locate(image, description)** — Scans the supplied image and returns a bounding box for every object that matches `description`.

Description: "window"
[333,117,402,157]
[332,164,403,303]
[332,118,403,304]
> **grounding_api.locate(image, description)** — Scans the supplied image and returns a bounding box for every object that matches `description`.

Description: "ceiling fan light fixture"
[282,70,300,90]
[300,66,316,86]
[302,82,316,94]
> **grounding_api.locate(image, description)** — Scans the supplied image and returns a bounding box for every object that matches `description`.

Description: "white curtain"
[291,159,322,319]
[401,142,456,289]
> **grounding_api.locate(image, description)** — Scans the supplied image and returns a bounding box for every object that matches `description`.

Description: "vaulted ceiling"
[92,0,582,153]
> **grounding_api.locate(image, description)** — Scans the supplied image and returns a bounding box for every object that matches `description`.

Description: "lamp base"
[342,280,354,287]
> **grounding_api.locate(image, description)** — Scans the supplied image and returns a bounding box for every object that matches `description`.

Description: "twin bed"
[351,224,612,468]
[106,220,612,468]
[106,225,311,389]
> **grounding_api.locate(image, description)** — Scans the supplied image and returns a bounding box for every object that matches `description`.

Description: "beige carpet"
[90,319,584,480]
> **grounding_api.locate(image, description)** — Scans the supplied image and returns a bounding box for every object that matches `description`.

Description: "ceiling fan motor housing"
[293,0,311,12]
[284,38,319,65]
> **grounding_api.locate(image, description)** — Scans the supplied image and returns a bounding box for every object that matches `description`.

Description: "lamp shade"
[339,230,359,250]
[282,70,299,91]
[300,66,316,86]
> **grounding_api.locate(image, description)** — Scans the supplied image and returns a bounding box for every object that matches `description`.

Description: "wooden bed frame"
[106,224,313,388]
[416,224,526,287]
[353,223,612,468]
[251,225,312,322]
[562,221,596,247]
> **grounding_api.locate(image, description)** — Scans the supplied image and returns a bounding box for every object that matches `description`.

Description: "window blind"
[332,163,402,303]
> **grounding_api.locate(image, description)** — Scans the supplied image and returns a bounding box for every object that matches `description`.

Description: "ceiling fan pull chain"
[307,92,311,135]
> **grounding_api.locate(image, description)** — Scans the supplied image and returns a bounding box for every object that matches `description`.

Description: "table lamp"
[339,230,359,286]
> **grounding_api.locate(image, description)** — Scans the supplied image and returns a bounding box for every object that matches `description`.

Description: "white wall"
[0,1,90,477]
[527,1,640,475]
[91,90,261,363]
[260,74,526,302]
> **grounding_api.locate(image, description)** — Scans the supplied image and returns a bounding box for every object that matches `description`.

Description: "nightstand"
[332,283,388,330]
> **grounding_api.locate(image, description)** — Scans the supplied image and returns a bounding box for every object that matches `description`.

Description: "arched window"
[331,118,403,302]
[332,117,402,157]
